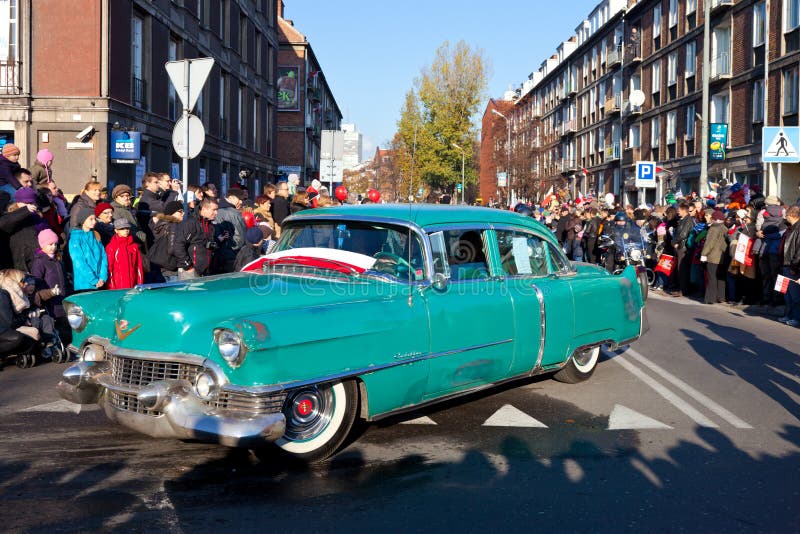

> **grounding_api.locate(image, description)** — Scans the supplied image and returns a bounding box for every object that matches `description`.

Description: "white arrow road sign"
[482,404,549,428]
[165,58,215,112]
[172,114,206,159]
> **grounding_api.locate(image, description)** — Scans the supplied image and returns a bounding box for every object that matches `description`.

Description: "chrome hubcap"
[573,347,597,368]
[283,385,334,441]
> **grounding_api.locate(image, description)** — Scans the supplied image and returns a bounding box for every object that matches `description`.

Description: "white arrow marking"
[607,404,672,430]
[21,400,98,414]
[482,404,548,428]
[400,416,437,425]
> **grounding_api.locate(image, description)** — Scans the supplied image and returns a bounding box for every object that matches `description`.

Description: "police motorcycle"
[597,213,651,300]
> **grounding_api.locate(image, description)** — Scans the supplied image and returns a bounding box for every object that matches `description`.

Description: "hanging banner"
[277,66,300,111]
[709,123,728,160]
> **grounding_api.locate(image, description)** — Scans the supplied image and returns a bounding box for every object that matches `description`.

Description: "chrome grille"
[204,391,286,417]
[110,355,201,387]
[108,390,162,417]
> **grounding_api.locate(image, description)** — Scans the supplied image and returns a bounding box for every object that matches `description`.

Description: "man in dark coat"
[213,189,247,273]
[173,197,218,279]
[270,181,291,234]
[1,187,48,273]
[672,202,696,296]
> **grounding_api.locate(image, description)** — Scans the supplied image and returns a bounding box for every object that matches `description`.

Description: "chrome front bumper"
[57,357,286,448]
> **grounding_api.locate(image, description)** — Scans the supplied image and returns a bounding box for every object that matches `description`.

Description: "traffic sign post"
[635,161,657,188]
[166,58,214,212]
[762,126,800,163]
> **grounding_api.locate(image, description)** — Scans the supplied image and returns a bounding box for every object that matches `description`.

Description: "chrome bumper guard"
[57,355,286,448]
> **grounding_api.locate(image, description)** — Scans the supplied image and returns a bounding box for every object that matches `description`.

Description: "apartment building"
[485,0,800,206]
[277,3,342,186]
[0,0,282,196]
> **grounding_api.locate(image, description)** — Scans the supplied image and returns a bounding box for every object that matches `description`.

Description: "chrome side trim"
[222,338,515,395]
[531,284,546,372]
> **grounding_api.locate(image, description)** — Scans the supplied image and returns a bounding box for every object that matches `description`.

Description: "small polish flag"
[774,275,794,294]
[582,168,590,176]
[575,192,585,206]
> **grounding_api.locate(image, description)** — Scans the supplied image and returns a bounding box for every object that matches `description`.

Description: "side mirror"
[432,272,449,292]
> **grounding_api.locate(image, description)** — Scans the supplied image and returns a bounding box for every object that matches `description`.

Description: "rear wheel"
[553,346,600,384]
[275,380,359,462]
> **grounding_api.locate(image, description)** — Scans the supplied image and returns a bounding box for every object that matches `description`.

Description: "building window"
[168,37,178,120]
[753,79,764,123]
[630,123,641,148]
[651,117,660,148]
[784,67,799,114]
[219,72,227,140]
[220,0,228,42]
[753,2,766,46]
[131,13,146,109]
[653,5,661,38]
[240,15,247,60]
[685,42,696,77]
[238,85,243,143]
[668,0,678,28]
[668,52,677,86]
[255,32,262,75]
[686,103,696,140]
[687,0,696,14]
[787,0,800,32]
[712,93,730,123]
[651,61,661,94]
[667,111,677,144]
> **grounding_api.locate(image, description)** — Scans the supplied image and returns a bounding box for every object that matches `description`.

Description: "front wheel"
[638,271,649,301]
[553,346,600,384]
[275,380,359,462]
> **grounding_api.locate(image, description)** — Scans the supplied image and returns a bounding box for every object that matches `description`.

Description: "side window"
[496,230,549,276]
[546,243,571,274]
[432,229,490,281]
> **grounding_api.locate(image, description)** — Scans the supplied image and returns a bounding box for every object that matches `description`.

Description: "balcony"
[132,76,147,109]
[607,44,622,68]
[605,142,620,161]
[567,82,577,97]
[623,100,642,116]
[604,94,622,114]
[710,52,731,81]
[0,60,21,95]
[622,146,641,166]
[625,42,642,64]
[710,0,734,13]
[561,119,576,136]
[561,157,578,173]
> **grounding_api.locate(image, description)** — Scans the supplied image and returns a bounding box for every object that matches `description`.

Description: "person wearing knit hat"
[37,228,59,249]
[164,200,184,216]
[111,184,132,200]
[105,213,143,290]
[736,209,748,220]
[234,226,267,271]
[14,186,37,206]
[31,228,67,334]
[765,195,781,206]
[711,210,726,222]
[93,201,115,246]
[31,148,54,186]
[69,206,107,291]
[0,143,21,195]
[94,201,114,219]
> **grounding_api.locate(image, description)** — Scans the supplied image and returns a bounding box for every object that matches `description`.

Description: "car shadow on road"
[682,318,800,422]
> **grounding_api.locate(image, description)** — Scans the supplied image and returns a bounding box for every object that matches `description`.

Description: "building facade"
[276,2,342,186]
[0,0,285,196]
[486,0,800,207]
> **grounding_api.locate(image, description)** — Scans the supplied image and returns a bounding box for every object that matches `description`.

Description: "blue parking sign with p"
[635,161,657,188]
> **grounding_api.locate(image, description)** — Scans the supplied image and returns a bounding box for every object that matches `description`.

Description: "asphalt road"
[1,296,798,533]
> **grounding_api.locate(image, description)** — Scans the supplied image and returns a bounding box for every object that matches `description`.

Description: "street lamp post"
[452,142,465,204]
[491,108,511,206]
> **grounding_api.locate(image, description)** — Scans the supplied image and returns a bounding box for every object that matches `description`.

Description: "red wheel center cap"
[297,399,314,416]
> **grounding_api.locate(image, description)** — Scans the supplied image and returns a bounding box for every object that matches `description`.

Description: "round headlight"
[214,328,246,368]
[66,303,86,331]
[194,371,218,401]
[630,249,642,262]
[81,344,105,362]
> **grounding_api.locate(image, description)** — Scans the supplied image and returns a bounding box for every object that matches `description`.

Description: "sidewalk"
[648,290,787,320]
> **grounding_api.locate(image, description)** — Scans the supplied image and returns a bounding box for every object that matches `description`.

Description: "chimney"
[277,0,284,19]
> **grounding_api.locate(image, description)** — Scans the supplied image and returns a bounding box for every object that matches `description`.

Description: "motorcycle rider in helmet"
[514,203,533,217]
[602,212,640,273]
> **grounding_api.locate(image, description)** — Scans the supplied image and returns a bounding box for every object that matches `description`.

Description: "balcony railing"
[561,157,577,173]
[132,76,147,109]
[623,100,642,116]
[0,60,22,95]
[625,42,642,64]
[561,119,576,136]
[710,52,731,80]
[607,44,622,67]
[604,94,622,114]
[605,142,620,160]
[710,0,734,11]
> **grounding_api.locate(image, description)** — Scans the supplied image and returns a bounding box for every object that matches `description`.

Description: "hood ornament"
[115,320,142,341]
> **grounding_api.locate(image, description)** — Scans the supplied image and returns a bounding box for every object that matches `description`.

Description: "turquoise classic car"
[58,205,648,461]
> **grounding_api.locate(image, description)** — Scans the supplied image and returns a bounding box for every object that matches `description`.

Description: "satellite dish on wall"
[630,90,646,107]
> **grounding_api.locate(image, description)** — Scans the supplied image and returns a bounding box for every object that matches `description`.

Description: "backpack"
[147,229,177,271]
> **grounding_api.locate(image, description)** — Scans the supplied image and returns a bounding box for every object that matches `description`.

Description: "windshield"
[612,222,645,248]
[275,220,426,282]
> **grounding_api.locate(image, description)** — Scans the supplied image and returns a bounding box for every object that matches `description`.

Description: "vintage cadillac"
[58,205,648,461]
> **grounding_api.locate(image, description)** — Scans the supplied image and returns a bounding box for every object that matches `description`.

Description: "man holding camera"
[173,197,219,280]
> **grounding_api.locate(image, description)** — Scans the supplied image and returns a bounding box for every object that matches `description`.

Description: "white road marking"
[607,404,672,430]
[625,348,753,429]
[400,416,437,425]
[610,354,719,427]
[21,400,99,414]
[482,404,548,428]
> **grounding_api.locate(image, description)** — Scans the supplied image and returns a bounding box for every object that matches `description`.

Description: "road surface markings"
[21,400,99,414]
[482,404,548,428]
[625,348,752,429]
[400,416,437,425]
[607,404,672,430]
[610,353,719,427]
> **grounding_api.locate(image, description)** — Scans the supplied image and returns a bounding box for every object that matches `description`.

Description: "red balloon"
[335,185,348,202]
[367,189,380,203]
[242,211,256,228]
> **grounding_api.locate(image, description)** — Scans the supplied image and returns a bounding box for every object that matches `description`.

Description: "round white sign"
[172,114,206,159]
[630,89,646,107]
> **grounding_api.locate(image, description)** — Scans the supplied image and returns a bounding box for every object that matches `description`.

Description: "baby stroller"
[0,305,67,369]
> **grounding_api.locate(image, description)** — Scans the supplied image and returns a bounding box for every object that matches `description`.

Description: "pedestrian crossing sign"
[762,126,800,163]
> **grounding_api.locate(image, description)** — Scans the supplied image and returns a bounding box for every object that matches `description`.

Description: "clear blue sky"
[284,0,601,160]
